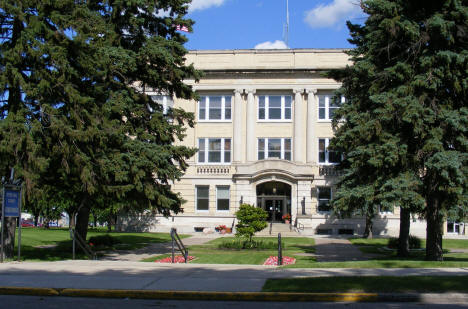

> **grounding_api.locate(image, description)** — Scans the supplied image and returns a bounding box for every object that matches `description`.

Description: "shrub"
[235,204,268,242]
[88,234,119,247]
[387,235,422,249]
[218,239,281,250]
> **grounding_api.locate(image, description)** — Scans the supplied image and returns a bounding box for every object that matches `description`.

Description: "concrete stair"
[255,223,301,237]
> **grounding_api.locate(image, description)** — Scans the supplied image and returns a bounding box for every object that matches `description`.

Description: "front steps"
[256,222,302,237]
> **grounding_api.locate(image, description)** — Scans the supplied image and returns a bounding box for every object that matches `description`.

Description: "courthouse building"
[121,48,465,237]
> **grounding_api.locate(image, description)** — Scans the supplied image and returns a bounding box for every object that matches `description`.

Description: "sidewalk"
[1,260,467,292]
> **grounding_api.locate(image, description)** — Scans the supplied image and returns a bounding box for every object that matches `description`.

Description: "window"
[216,186,230,211]
[447,221,463,234]
[258,95,292,121]
[258,138,292,160]
[318,138,341,164]
[198,138,231,164]
[317,187,332,212]
[318,94,344,121]
[198,95,231,121]
[196,186,209,211]
[379,205,393,214]
[150,95,174,115]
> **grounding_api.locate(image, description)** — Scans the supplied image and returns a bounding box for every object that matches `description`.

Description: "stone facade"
[118,49,466,238]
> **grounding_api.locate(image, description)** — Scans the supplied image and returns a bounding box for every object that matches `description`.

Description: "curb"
[0,286,411,302]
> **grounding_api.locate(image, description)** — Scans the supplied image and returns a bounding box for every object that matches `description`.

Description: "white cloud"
[304,0,362,29]
[254,40,288,49]
[189,0,226,12]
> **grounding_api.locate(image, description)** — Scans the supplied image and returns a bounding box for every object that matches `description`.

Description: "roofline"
[188,48,351,55]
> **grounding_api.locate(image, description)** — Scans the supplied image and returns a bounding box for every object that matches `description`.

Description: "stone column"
[233,89,243,162]
[293,88,304,162]
[306,88,317,163]
[246,89,256,162]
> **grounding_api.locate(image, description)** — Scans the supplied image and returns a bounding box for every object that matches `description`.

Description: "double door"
[258,196,289,222]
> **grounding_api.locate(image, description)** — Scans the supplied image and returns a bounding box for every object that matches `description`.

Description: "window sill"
[196,163,232,166]
[257,120,292,123]
[198,120,232,123]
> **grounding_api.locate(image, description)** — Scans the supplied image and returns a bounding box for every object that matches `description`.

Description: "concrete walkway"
[102,234,220,261]
[1,261,468,292]
[314,237,371,262]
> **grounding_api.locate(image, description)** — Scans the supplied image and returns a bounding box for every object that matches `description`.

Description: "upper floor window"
[318,94,344,121]
[150,95,174,115]
[198,138,231,164]
[258,138,292,160]
[198,95,231,121]
[258,95,292,121]
[317,187,332,212]
[318,138,341,165]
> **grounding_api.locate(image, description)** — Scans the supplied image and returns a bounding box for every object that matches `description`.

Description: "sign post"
[1,171,22,263]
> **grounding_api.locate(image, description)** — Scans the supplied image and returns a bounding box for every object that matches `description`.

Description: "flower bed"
[154,255,195,263]
[263,255,296,266]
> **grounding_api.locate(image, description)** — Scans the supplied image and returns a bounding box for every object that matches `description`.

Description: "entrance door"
[265,198,283,222]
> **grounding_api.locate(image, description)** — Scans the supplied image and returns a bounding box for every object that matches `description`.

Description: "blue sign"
[4,189,20,217]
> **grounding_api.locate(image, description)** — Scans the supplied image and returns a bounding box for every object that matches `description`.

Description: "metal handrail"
[171,228,188,263]
[70,229,97,260]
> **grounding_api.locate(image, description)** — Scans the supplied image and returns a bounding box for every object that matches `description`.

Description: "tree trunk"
[363,212,373,239]
[1,217,17,259]
[397,207,411,257]
[68,211,75,228]
[75,198,90,242]
[426,196,443,261]
[34,215,39,227]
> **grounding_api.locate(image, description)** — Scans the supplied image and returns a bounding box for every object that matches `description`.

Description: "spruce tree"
[1,0,200,250]
[329,0,467,260]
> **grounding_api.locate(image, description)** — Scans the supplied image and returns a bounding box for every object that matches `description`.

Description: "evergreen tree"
[1,0,200,253]
[329,0,467,260]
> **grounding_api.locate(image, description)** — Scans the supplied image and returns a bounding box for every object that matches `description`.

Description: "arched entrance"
[256,181,291,222]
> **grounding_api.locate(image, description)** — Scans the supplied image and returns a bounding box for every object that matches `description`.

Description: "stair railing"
[70,228,97,260]
[171,228,188,263]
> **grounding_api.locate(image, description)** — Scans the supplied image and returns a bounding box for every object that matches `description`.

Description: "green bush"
[235,204,268,242]
[88,234,119,247]
[388,235,422,249]
[218,239,281,250]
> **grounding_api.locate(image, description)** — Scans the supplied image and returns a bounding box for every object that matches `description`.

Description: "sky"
[183,0,367,50]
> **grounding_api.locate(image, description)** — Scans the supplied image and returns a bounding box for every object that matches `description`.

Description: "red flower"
[263,256,296,266]
[154,255,195,263]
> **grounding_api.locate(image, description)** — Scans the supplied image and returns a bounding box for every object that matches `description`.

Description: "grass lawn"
[10,227,178,261]
[143,237,316,266]
[143,236,468,267]
[262,276,468,293]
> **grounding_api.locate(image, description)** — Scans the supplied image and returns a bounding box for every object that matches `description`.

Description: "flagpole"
[285,0,289,47]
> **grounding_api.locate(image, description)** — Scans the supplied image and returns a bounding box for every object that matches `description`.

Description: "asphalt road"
[3,295,468,309]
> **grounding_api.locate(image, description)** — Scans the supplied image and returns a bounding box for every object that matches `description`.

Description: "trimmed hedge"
[388,235,422,249]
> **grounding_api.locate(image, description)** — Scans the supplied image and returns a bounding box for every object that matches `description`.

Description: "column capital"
[233,88,243,95]
[306,88,317,95]
[293,88,304,94]
[246,88,256,95]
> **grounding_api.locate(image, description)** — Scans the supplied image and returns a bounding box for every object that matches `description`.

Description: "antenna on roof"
[283,0,289,48]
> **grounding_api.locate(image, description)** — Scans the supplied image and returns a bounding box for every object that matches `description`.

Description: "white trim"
[317,94,344,121]
[257,138,292,160]
[318,138,341,165]
[198,95,232,122]
[195,185,210,212]
[257,95,292,122]
[198,138,232,164]
[216,185,230,212]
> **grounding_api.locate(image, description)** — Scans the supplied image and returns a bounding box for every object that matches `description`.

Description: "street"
[3,295,468,309]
